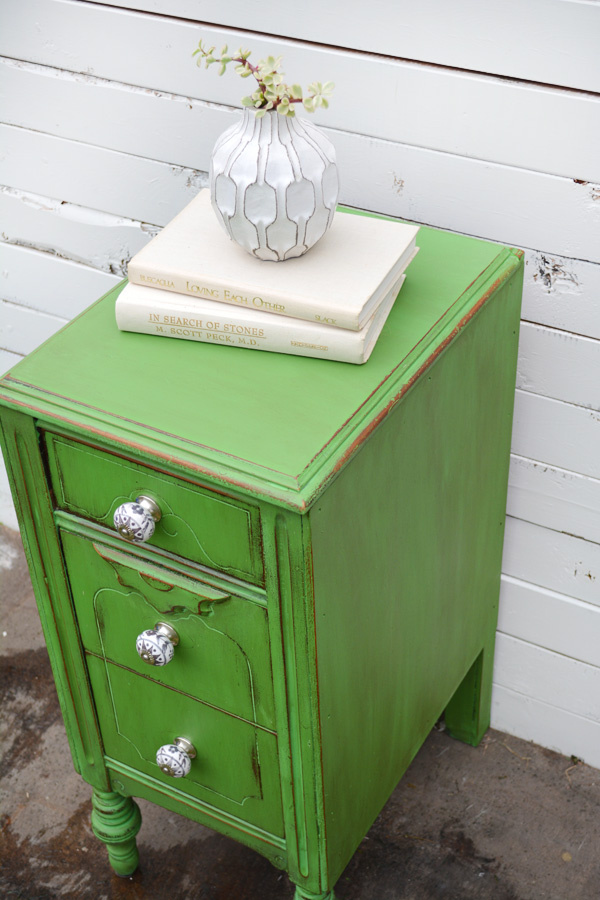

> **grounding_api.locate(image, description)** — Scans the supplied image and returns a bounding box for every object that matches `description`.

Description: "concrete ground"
[1,522,598,900]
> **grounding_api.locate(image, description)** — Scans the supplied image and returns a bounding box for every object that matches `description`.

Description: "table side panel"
[309,264,523,883]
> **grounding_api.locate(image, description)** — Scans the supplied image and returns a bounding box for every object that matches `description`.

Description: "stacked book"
[116,190,419,364]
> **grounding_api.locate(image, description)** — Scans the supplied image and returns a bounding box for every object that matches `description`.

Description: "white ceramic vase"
[210,108,339,261]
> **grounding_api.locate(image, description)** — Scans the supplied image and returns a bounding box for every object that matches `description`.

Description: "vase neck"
[242,107,301,137]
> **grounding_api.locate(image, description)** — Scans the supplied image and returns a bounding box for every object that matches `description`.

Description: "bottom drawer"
[86,655,284,838]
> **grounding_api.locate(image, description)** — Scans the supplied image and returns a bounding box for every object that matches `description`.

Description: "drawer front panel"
[45,433,264,585]
[61,530,276,730]
[87,656,284,838]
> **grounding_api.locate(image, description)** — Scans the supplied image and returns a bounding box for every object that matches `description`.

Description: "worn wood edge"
[0,248,522,512]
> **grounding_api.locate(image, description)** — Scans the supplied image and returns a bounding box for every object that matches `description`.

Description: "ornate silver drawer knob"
[136,622,179,666]
[156,737,196,778]
[113,495,161,542]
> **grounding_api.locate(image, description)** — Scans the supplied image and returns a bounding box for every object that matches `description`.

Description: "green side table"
[0,218,523,899]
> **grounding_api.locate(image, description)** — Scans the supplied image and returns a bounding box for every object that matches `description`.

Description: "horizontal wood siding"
[5,5,600,181]
[512,390,600,481]
[498,576,600,669]
[507,456,600,545]
[0,125,207,224]
[503,518,599,608]
[2,60,599,261]
[1,0,598,767]
[516,323,599,410]
[1,243,120,318]
[12,0,600,93]
[491,686,600,771]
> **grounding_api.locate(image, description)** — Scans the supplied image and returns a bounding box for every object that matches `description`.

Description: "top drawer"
[44,432,264,585]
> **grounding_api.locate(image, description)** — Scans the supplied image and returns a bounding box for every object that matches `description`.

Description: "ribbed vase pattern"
[210,109,339,261]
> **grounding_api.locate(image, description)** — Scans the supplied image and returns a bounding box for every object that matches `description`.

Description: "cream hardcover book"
[115,275,406,364]
[127,190,419,331]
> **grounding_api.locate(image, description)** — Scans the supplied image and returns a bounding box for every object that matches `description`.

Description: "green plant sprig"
[192,41,334,118]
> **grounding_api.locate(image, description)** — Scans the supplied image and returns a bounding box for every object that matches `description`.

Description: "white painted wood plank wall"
[0,0,599,768]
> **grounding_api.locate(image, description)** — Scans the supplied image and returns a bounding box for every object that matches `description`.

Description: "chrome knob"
[156,737,196,778]
[113,495,161,542]
[136,622,179,666]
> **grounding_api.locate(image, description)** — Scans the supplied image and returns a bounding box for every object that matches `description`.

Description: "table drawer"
[45,432,264,585]
[60,529,276,731]
[87,655,284,838]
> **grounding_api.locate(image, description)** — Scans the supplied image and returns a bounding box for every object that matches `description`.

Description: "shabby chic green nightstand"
[0,220,523,899]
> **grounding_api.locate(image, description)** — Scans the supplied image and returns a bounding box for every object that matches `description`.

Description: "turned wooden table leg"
[293,886,336,899]
[90,789,142,876]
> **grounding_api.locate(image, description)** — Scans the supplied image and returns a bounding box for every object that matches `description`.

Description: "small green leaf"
[241,96,254,107]
[255,108,266,118]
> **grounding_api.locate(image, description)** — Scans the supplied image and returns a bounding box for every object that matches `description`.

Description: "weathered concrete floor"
[1,523,598,900]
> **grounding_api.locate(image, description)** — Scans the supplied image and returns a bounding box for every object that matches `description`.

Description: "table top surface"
[0,218,521,509]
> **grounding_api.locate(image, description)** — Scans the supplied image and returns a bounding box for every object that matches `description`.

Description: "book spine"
[115,292,366,364]
[127,261,361,331]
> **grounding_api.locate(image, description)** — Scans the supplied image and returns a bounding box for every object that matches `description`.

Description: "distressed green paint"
[103,759,287,866]
[45,432,265,584]
[0,214,523,897]
[1,232,514,510]
[90,790,141,877]
[307,268,523,884]
[85,655,285,837]
[60,528,276,730]
[0,409,109,789]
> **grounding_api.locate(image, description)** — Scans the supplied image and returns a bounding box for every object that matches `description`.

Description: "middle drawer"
[60,528,276,731]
